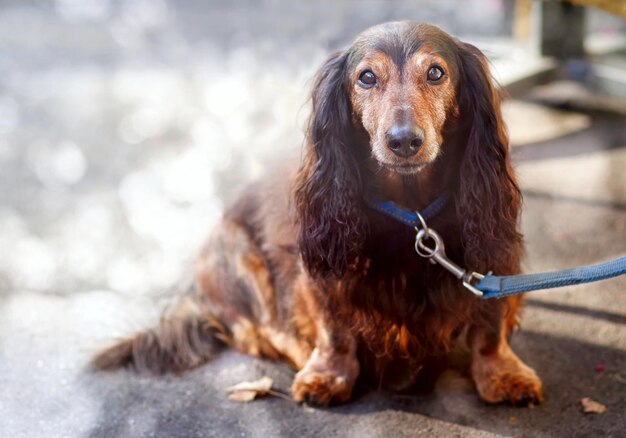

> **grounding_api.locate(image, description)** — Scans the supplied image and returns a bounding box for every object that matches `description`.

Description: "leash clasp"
[414,214,484,297]
[463,272,485,297]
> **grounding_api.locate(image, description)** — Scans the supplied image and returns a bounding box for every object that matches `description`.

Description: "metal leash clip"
[413,212,485,297]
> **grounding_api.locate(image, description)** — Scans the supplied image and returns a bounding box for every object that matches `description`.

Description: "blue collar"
[367,195,449,228]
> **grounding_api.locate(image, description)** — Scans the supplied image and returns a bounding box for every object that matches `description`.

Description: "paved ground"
[0,2,625,437]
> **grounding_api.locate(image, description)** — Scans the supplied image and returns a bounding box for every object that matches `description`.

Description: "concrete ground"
[0,2,624,437]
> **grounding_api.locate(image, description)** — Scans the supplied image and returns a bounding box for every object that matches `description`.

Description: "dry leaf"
[228,390,260,403]
[226,376,274,403]
[580,397,607,414]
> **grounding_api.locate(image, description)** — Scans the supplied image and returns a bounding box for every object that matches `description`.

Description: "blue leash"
[370,198,626,299]
[477,256,626,299]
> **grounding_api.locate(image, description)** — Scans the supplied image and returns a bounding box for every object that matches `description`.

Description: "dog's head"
[347,22,461,174]
[295,22,521,277]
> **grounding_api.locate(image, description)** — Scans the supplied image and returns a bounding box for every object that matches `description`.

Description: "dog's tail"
[91,294,227,374]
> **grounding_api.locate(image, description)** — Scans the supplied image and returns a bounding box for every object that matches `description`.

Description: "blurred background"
[0,1,624,437]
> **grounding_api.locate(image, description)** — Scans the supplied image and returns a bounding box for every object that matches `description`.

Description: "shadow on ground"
[83,328,626,438]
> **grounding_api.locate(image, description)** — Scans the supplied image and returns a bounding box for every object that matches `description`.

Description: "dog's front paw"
[291,368,353,406]
[291,347,359,406]
[472,353,543,406]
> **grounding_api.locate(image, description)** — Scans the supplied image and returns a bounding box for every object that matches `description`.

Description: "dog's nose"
[386,125,424,158]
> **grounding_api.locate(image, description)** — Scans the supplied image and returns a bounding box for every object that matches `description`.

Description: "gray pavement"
[1,2,625,437]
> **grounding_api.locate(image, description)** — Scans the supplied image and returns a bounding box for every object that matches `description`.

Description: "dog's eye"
[358,70,377,88]
[427,66,445,83]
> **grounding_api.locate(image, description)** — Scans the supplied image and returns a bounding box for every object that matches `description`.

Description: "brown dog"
[93,21,543,407]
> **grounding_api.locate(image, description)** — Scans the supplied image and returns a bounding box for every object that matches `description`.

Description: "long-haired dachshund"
[93,21,543,406]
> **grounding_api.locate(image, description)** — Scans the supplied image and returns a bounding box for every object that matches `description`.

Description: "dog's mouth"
[380,162,426,175]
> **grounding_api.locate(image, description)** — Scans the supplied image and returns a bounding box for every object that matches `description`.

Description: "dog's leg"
[291,329,360,406]
[469,298,543,406]
[291,281,360,406]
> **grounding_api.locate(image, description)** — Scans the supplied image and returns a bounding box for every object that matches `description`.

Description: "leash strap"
[477,256,626,299]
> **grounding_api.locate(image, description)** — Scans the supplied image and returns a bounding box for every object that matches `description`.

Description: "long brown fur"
[93,22,542,407]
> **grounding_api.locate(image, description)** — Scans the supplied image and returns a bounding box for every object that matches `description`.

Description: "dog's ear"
[455,43,522,274]
[294,50,367,278]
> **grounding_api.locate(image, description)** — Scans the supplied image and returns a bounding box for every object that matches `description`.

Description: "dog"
[93,21,543,407]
